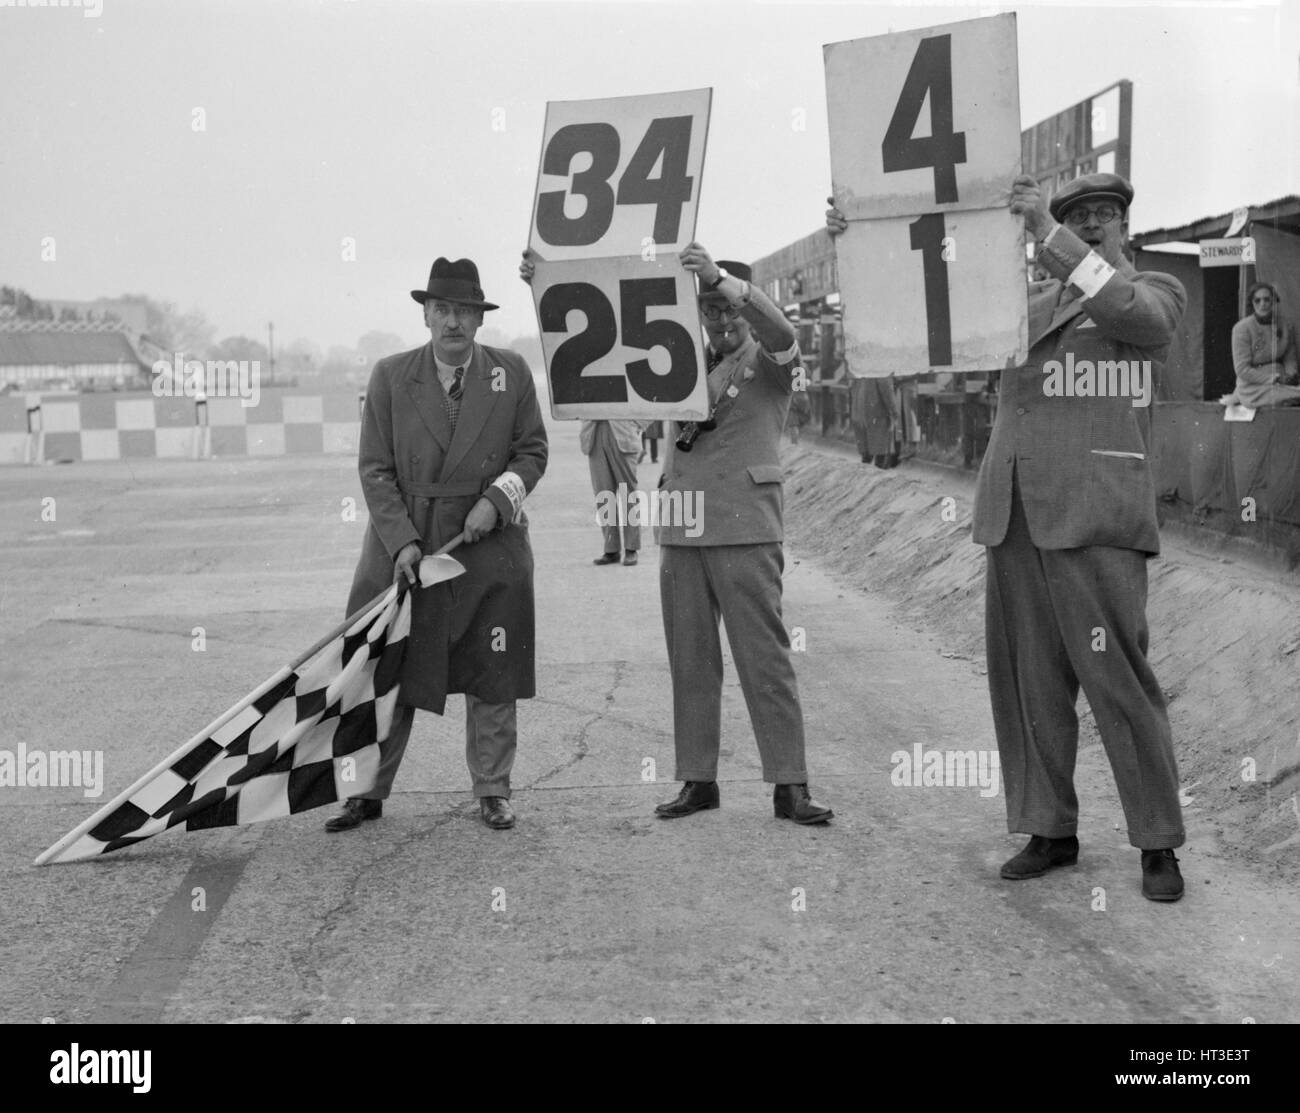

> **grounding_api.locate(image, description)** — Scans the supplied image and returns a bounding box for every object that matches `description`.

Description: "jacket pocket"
[747,464,784,485]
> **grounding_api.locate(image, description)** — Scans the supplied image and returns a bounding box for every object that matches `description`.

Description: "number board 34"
[824,14,1020,221]
[529,88,712,259]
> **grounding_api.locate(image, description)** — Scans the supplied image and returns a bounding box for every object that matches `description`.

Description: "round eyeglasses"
[700,303,742,322]
[1064,204,1122,227]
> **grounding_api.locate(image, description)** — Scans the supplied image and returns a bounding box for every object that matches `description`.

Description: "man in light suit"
[582,418,644,566]
[978,173,1187,900]
[826,172,1186,898]
[326,258,548,833]
[652,244,833,825]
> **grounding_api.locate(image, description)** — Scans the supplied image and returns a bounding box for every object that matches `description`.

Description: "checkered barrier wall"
[0,390,362,464]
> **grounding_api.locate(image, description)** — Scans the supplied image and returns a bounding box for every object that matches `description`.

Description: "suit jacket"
[972,260,1186,555]
[347,341,548,712]
[655,335,799,547]
[579,419,642,457]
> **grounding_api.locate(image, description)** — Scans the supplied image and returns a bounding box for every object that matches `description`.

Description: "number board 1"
[530,255,710,420]
[824,14,1020,221]
[834,209,1028,374]
[529,88,712,260]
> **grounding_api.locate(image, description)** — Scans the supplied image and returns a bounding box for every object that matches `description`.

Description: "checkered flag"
[37,568,442,865]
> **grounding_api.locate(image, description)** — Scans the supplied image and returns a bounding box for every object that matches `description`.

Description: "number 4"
[881,34,968,205]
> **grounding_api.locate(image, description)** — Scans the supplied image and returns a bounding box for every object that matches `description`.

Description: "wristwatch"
[703,268,728,292]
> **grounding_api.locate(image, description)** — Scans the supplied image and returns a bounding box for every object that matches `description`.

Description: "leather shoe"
[654,781,719,818]
[593,552,620,565]
[1000,834,1079,879]
[325,798,382,832]
[622,551,638,566]
[773,783,833,824]
[480,796,515,829]
[1141,848,1184,902]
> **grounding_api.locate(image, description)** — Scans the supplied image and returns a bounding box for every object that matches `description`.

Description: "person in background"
[639,420,662,464]
[1231,281,1300,407]
[581,418,643,566]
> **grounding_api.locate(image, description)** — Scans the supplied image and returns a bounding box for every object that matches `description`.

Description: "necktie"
[444,366,465,429]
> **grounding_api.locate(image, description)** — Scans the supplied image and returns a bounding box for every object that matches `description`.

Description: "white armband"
[1067,251,1117,300]
[490,471,526,521]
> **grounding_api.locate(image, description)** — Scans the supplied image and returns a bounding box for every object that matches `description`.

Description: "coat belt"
[398,478,485,499]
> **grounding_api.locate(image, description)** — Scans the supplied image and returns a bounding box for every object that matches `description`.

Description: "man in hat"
[517,242,829,823]
[830,173,1189,898]
[653,242,832,825]
[326,258,548,832]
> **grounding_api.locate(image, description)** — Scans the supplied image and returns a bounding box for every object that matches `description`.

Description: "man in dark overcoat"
[326,258,548,832]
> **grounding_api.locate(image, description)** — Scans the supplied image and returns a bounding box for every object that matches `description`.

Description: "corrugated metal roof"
[0,331,147,368]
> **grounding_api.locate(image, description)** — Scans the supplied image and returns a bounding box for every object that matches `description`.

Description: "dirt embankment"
[781,444,1300,881]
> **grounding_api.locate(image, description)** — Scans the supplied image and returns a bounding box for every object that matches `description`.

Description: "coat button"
[1016,407,1026,416]
[411,454,419,463]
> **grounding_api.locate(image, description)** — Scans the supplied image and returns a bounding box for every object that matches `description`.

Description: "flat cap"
[1049,172,1134,221]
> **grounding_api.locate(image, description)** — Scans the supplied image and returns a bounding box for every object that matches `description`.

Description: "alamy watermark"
[1,0,103,17]
[595,483,703,538]
[1042,354,1152,408]
[152,353,261,408]
[0,744,103,797]
[890,743,1000,798]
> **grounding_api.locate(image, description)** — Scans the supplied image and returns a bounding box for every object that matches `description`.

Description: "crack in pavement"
[525,660,630,790]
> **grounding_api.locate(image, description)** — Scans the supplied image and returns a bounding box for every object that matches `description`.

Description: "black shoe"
[325,798,382,832]
[773,783,833,824]
[654,781,719,818]
[622,551,638,566]
[480,796,515,829]
[593,552,621,565]
[1141,849,1184,902]
[1000,835,1079,879]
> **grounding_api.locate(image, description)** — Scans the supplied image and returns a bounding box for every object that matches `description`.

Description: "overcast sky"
[1,0,1296,352]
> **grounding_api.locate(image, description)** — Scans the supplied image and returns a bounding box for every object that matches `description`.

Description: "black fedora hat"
[698,259,753,300]
[411,257,499,310]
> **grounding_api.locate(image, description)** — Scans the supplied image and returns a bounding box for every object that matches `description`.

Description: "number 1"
[909,213,951,366]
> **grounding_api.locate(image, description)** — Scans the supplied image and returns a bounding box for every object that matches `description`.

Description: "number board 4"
[530,256,711,420]
[529,88,711,260]
[834,209,1027,374]
[824,14,1020,220]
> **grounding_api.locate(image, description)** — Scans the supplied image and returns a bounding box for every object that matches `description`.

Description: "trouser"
[589,424,640,553]
[659,542,808,784]
[984,481,1184,849]
[357,696,517,801]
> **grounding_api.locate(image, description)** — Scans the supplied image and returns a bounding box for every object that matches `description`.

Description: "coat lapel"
[1031,281,1085,348]
[440,344,500,479]
[404,343,453,453]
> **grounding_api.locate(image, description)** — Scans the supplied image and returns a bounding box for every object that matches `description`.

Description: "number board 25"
[824,14,1021,221]
[529,88,712,260]
[531,255,710,420]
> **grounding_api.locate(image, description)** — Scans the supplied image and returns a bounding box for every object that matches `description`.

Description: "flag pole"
[35,534,466,866]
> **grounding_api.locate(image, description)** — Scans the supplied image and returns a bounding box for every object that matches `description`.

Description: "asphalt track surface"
[2,415,1298,1024]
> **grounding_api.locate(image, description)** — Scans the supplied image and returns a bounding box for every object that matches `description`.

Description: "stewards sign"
[825,14,1028,375]
[529,89,712,420]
